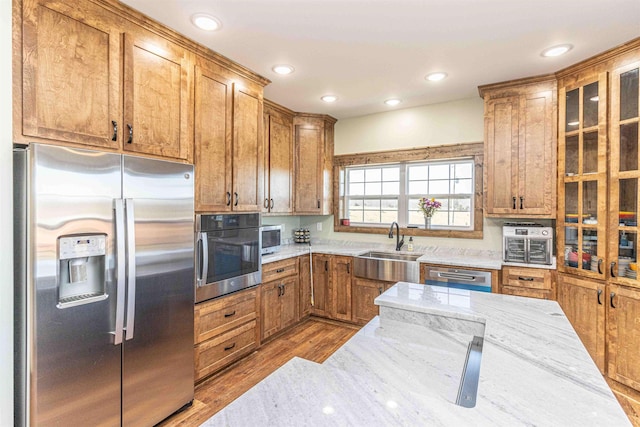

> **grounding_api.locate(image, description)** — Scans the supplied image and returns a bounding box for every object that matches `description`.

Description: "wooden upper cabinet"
[263,100,294,214]
[21,0,121,149]
[19,0,194,161]
[122,30,192,161]
[294,114,336,214]
[480,77,557,218]
[232,85,264,212]
[193,57,265,213]
[194,62,233,212]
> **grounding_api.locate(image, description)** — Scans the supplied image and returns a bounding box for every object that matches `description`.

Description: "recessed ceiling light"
[272,65,295,75]
[191,13,221,31]
[321,95,338,103]
[425,72,448,82]
[384,98,402,106]
[541,44,573,57]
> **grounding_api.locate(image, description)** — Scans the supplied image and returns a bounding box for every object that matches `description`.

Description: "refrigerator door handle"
[113,199,126,345]
[196,232,208,287]
[124,198,137,340]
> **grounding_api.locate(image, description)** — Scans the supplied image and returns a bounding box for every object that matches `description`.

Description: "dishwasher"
[423,266,492,293]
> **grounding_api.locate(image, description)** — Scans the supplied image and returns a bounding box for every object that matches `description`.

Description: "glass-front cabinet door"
[558,73,608,278]
[609,62,640,284]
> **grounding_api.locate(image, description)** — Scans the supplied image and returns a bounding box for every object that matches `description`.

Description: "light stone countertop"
[262,240,512,270]
[202,282,630,426]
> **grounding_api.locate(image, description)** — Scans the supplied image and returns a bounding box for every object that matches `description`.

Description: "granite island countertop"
[202,283,630,426]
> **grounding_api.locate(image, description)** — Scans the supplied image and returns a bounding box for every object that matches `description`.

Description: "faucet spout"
[388,222,404,251]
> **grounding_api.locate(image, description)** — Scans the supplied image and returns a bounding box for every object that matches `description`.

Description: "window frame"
[333,142,484,239]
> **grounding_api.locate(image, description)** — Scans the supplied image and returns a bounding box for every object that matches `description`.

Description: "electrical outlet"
[316,222,322,232]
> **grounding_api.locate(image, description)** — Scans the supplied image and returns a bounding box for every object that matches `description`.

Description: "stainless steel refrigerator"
[14,143,195,426]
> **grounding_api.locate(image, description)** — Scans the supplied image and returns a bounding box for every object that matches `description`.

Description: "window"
[344,159,475,229]
[333,143,483,238]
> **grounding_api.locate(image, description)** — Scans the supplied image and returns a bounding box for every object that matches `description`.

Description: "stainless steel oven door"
[195,227,261,302]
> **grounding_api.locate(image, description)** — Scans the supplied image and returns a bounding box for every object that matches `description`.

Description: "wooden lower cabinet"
[311,254,331,317]
[260,277,298,341]
[556,274,606,372]
[193,287,259,382]
[608,284,640,392]
[501,266,555,300]
[299,255,312,318]
[260,258,299,342]
[352,277,394,325]
[331,256,352,321]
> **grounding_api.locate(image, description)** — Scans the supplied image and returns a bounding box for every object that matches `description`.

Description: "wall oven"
[503,223,553,265]
[196,213,261,303]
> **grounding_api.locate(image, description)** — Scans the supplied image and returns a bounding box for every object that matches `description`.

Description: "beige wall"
[323,96,507,252]
[1,0,14,422]
[334,97,484,155]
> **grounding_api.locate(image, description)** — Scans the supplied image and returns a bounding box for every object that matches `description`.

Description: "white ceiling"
[121,0,640,119]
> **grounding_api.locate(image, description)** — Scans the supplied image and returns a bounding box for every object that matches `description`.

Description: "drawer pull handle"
[276,268,285,273]
[518,277,534,281]
[224,343,236,351]
[512,196,516,210]
[224,310,236,318]
[597,289,602,305]
[519,196,524,210]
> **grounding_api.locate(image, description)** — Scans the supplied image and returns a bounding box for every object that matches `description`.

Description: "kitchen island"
[202,282,630,426]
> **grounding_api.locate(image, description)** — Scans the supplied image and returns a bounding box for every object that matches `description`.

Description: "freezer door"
[122,155,195,426]
[18,144,122,426]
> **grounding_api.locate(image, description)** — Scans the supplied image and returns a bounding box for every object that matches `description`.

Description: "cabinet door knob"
[111,121,118,141]
[610,292,616,309]
[127,124,133,144]
[597,289,602,305]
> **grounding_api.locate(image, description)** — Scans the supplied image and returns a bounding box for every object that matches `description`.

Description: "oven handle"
[436,272,477,282]
[196,232,209,287]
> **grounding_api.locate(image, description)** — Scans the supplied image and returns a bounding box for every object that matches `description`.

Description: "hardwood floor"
[159,317,360,426]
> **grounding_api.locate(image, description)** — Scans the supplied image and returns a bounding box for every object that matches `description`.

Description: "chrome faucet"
[388,221,404,251]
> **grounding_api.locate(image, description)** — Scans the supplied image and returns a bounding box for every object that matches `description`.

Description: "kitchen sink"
[353,251,422,282]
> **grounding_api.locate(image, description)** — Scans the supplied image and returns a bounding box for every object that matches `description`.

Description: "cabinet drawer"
[194,320,257,381]
[262,257,298,282]
[502,285,553,300]
[502,266,551,290]
[194,288,257,344]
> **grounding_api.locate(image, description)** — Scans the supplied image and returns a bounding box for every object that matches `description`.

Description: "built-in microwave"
[261,225,282,255]
[195,213,261,303]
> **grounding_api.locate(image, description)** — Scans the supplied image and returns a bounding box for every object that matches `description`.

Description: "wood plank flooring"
[159,317,360,426]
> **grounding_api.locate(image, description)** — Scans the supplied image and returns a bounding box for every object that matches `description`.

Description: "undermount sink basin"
[357,251,422,262]
[353,251,422,282]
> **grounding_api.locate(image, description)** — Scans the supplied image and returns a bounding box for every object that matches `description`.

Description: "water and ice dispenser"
[57,234,107,308]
